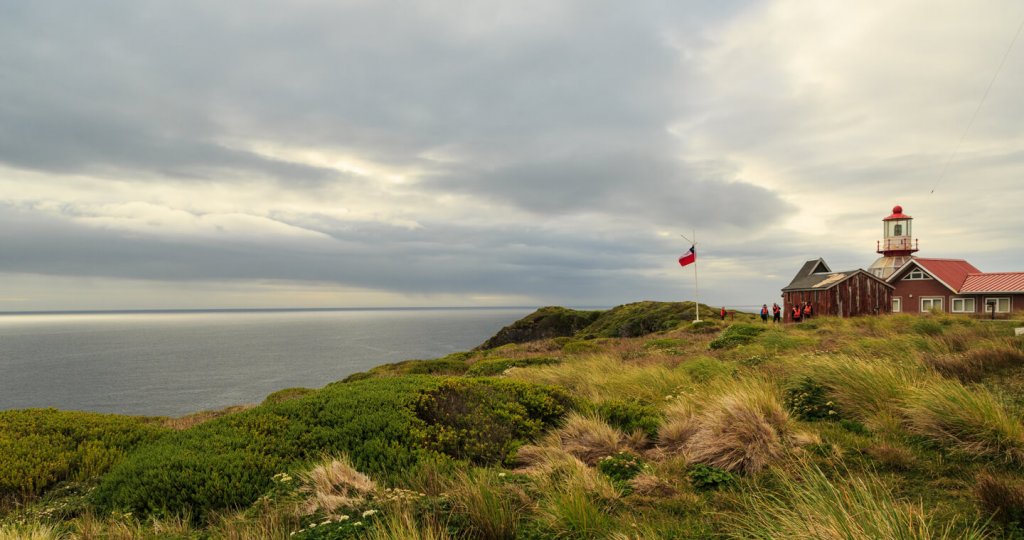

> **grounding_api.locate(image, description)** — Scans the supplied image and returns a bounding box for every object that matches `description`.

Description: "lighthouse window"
[894,223,903,236]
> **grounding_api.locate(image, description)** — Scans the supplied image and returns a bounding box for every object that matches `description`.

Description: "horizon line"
[0,305,614,316]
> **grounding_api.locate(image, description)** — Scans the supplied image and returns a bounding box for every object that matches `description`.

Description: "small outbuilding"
[782,258,894,321]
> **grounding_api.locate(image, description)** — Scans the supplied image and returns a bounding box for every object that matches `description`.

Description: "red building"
[874,206,1024,316]
[782,259,893,320]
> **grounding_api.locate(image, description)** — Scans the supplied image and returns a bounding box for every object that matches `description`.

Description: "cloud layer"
[2,0,1022,310]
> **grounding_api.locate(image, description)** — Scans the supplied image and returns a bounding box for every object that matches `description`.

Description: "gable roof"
[785,258,832,289]
[889,258,981,293]
[783,259,893,292]
[960,272,1024,294]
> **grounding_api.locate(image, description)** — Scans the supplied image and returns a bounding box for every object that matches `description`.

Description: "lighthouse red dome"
[884,205,911,220]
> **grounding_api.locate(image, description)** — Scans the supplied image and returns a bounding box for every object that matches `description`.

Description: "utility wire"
[931,13,1024,194]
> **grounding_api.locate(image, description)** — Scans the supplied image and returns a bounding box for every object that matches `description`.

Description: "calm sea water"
[0,308,532,417]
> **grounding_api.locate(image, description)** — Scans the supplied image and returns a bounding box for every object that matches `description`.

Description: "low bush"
[595,399,662,439]
[709,324,766,350]
[413,378,574,466]
[783,377,839,421]
[0,409,167,502]
[92,376,443,521]
[597,452,647,486]
[263,387,316,405]
[464,357,559,377]
[687,464,735,491]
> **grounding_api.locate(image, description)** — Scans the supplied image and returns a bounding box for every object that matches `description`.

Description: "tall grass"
[298,455,376,516]
[538,487,617,540]
[506,354,691,403]
[812,356,918,427]
[445,469,526,540]
[364,504,451,540]
[0,522,62,540]
[724,463,988,539]
[904,379,1024,464]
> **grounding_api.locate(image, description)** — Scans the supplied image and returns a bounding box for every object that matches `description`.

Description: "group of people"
[757,302,812,323]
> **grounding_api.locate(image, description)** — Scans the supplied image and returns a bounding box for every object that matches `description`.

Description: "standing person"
[803,303,812,320]
[772,303,781,324]
[720,306,727,321]
[760,304,769,323]
[792,305,802,323]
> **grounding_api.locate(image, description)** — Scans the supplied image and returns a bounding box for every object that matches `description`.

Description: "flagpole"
[692,229,700,323]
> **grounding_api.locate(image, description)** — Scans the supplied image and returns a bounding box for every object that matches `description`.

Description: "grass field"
[2,305,1024,539]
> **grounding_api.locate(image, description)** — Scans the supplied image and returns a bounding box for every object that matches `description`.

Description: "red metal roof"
[961,272,1024,293]
[907,258,981,292]
[884,205,912,221]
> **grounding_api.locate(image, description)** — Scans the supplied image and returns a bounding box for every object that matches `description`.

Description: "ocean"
[0,308,533,417]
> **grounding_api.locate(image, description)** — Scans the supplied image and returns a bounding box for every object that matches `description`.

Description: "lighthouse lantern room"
[868,205,919,280]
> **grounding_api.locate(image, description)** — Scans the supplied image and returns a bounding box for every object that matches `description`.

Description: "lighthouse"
[868,205,919,279]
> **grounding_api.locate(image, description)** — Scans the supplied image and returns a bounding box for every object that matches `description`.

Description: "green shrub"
[687,464,735,491]
[0,409,167,501]
[594,399,662,439]
[784,377,839,421]
[402,358,470,375]
[465,357,559,377]
[578,301,707,338]
[839,419,871,436]
[597,452,647,486]
[709,324,766,350]
[413,378,574,465]
[92,376,443,521]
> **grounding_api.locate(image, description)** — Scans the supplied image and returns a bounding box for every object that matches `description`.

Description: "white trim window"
[983,297,1011,313]
[905,269,931,280]
[892,297,902,313]
[920,297,943,312]
[951,297,975,313]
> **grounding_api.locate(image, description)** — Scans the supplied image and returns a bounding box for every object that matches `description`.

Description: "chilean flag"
[678,245,696,267]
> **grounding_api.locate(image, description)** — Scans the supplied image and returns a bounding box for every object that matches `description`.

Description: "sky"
[2,0,1023,311]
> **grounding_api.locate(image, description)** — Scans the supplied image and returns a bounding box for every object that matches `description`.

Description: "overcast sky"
[2,0,1022,311]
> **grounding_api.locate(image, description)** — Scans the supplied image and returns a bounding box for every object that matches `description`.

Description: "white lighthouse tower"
[868,205,919,279]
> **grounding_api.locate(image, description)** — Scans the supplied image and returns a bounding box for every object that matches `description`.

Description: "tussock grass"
[928,347,1024,382]
[209,504,299,540]
[0,522,61,540]
[904,379,1024,464]
[506,354,690,403]
[365,504,451,540]
[514,445,620,501]
[684,380,792,474]
[724,463,988,539]
[298,455,376,516]
[548,412,626,465]
[975,472,1024,525]
[537,487,616,540]
[657,399,699,453]
[445,469,526,540]
[812,356,918,427]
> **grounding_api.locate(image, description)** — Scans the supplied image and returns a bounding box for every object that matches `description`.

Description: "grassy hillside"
[3,307,1024,539]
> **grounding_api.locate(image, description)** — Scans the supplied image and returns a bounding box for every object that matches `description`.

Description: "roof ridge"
[966,271,1024,276]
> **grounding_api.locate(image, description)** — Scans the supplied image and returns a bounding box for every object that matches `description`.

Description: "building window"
[894,223,903,236]
[951,298,975,313]
[984,297,1011,313]
[920,297,943,312]
[905,269,931,280]
[892,297,901,312]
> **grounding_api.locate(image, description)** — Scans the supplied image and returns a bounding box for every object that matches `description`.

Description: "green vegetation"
[4,306,1024,539]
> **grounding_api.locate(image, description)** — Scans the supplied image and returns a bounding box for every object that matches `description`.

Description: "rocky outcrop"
[475,306,601,350]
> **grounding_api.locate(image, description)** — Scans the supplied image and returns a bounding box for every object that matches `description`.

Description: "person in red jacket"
[792,305,802,323]
[772,303,781,324]
[720,306,727,321]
